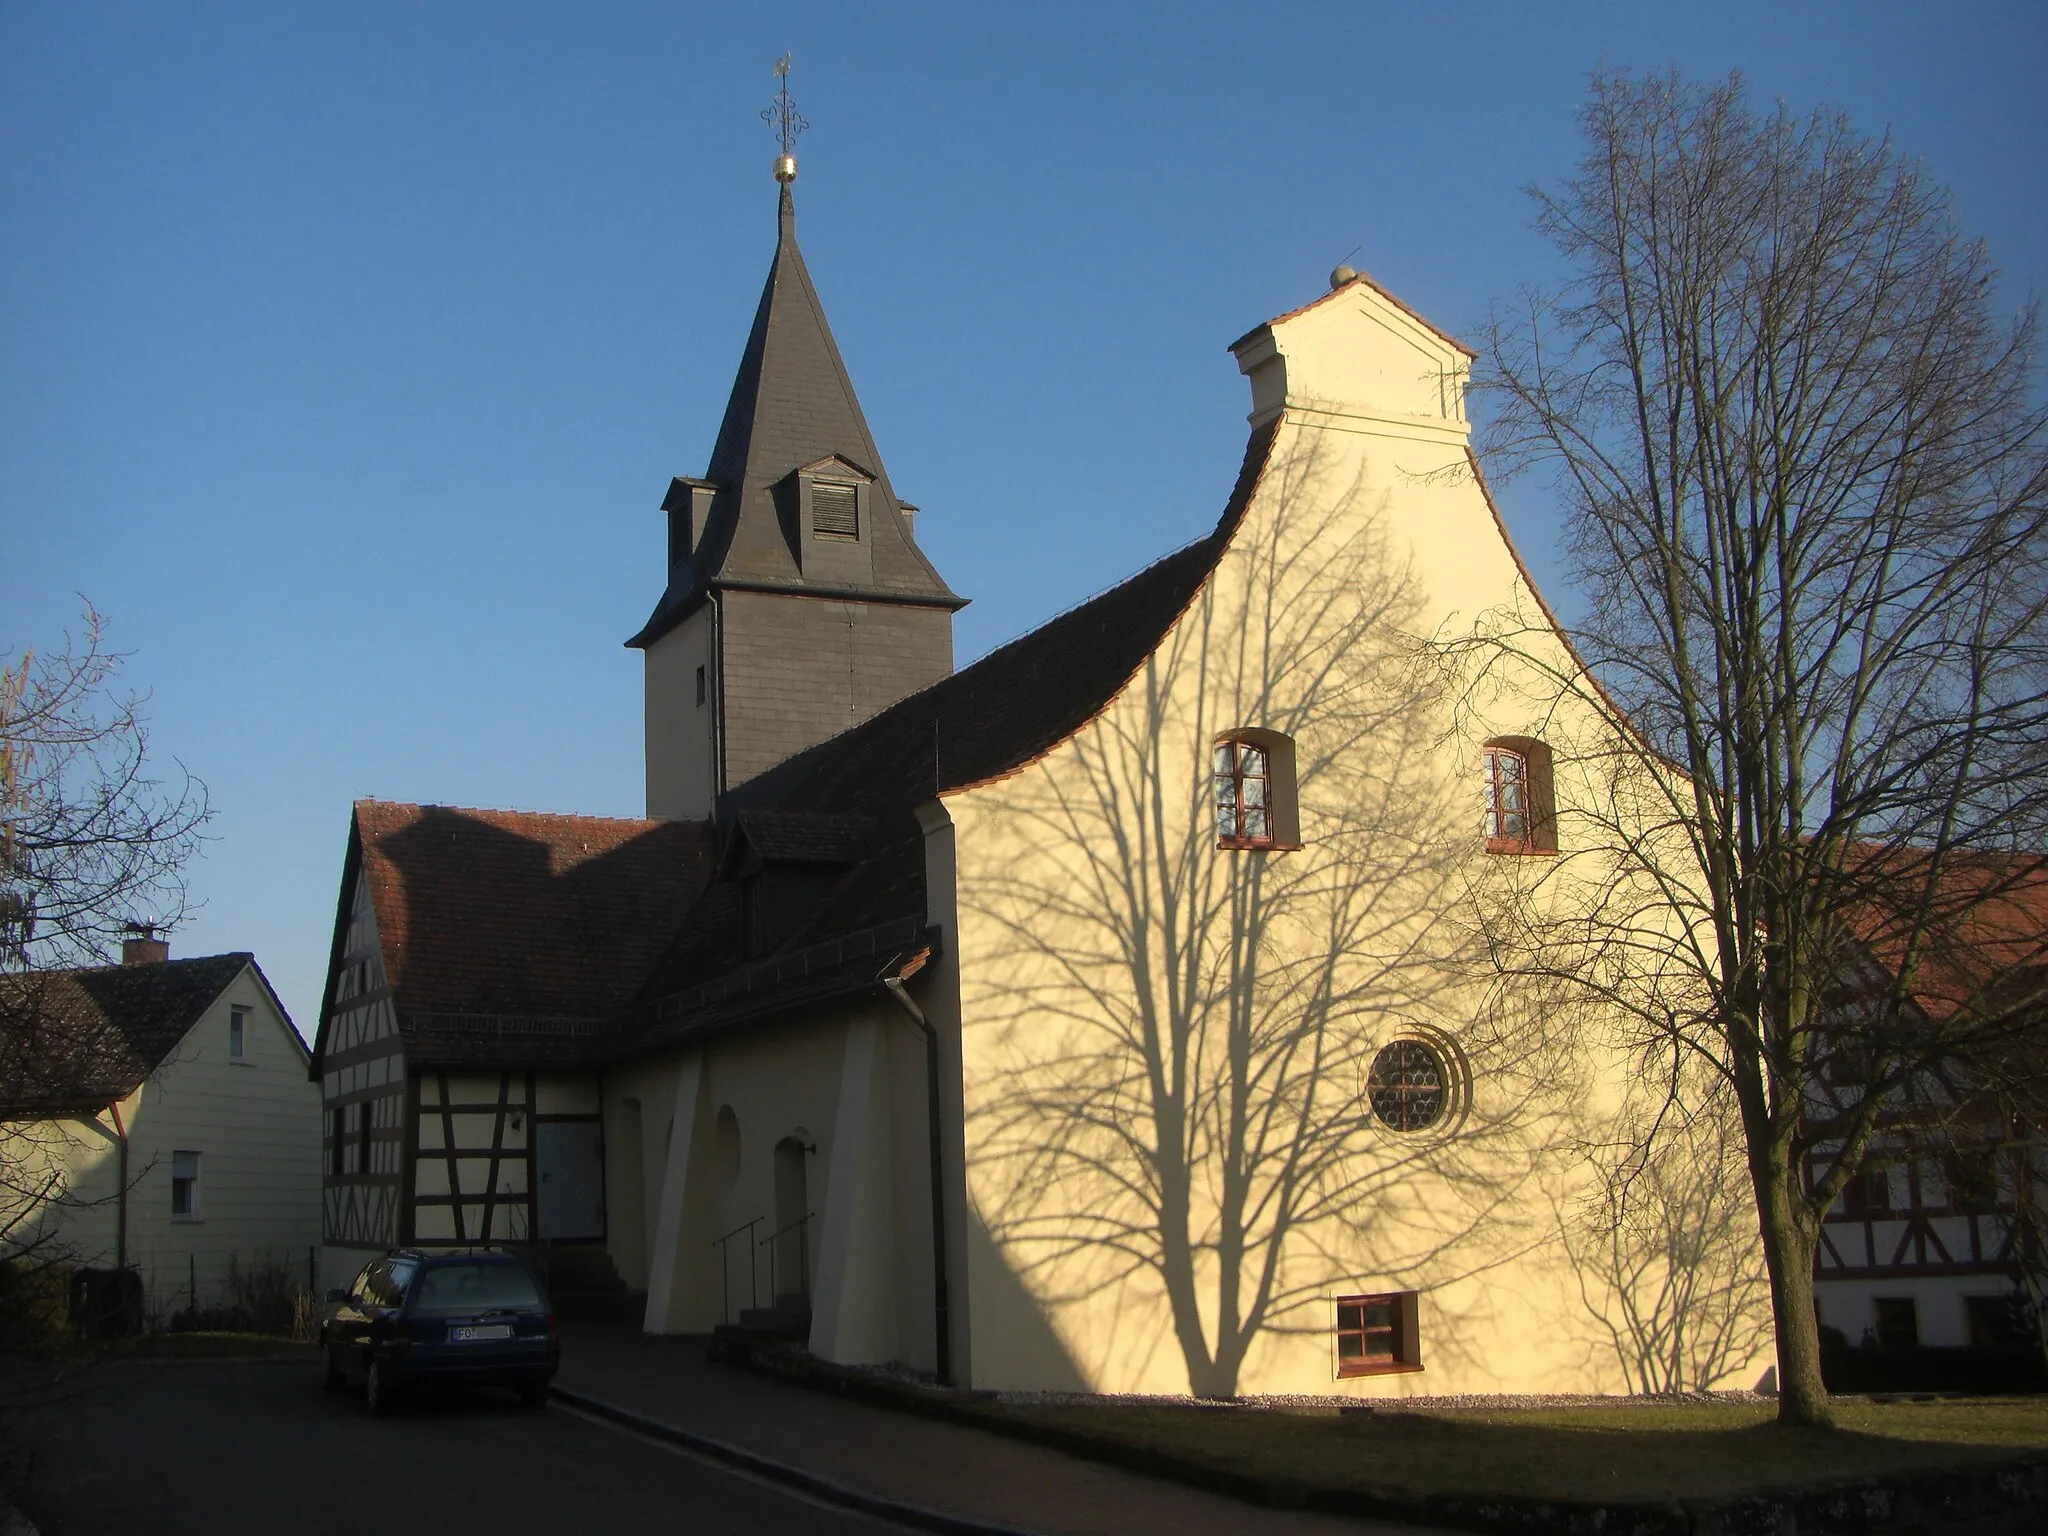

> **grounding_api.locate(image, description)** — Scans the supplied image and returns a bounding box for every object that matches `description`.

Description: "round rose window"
[1366,1039,1448,1131]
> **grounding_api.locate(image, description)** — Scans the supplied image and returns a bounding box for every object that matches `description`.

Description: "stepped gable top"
[629,186,964,649]
[0,952,267,1114]
[333,801,716,1040]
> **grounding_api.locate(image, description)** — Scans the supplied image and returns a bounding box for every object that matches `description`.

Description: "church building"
[310,155,1777,1398]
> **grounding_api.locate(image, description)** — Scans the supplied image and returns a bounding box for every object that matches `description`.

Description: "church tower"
[630,153,965,821]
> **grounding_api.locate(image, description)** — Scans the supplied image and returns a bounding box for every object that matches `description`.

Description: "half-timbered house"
[1810,873,2048,1363]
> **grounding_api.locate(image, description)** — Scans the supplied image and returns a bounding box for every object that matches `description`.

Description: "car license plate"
[452,1324,513,1342]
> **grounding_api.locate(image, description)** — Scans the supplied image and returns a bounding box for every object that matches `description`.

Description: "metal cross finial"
[763,54,808,183]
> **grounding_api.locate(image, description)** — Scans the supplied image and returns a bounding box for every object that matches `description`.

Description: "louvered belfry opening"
[811,481,857,539]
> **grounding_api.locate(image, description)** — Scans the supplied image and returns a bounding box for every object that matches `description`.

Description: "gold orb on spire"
[763,54,808,185]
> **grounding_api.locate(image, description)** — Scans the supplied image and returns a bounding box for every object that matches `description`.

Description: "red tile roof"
[1850,852,2048,1021]
[351,801,716,1026]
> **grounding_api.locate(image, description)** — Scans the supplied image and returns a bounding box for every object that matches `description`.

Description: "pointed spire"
[627,173,964,649]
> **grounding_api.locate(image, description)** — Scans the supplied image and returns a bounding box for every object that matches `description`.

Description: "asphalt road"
[16,1359,914,1535]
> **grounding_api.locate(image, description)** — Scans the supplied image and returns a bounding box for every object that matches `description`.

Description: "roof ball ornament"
[1330,263,1359,290]
[764,54,808,184]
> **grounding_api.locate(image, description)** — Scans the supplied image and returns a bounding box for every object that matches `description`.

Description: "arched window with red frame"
[1214,739,1272,847]
[1482,736,1556,854]
[1213,730,1299,850]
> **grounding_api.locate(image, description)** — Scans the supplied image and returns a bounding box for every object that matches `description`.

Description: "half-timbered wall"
[1813,1135,2030,1347]
[410,1071,531,1242]
[406,1073,604,1243]
[320,873,405,1271]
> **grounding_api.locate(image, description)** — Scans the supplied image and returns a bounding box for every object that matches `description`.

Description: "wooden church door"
[536,1121,605,1240]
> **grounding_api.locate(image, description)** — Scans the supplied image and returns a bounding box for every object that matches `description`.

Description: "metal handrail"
[757,1211,816,1307]
[711,1217,763,1325]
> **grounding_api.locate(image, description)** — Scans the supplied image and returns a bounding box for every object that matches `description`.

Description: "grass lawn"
[965,1397,2048,1504]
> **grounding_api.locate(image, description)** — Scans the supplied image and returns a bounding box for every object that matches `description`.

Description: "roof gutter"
[880,947,952,1387]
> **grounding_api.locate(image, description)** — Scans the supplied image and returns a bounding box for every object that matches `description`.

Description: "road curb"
[549,1384,1045,1536]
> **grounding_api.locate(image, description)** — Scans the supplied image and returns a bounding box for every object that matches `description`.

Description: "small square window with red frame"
[1335,1291,1420,1376]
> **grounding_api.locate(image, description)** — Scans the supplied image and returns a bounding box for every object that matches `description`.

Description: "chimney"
[121,922,168,966]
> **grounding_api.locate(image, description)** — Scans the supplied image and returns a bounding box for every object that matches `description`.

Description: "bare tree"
[1,605,208,970]
[1469,70,2048,1424]
[961,445,1570,1397]
[1,605,207,1321]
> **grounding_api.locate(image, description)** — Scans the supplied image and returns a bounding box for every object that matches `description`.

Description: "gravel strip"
[992,1388,1778,1413]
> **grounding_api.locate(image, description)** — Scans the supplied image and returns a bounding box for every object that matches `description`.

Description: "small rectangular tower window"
[812,482,858,539]
[170,1151,201,1219]
[229,1005,248,1060]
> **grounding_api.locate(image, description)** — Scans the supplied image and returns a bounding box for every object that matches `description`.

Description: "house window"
[695,665,707,706]
[1946,1149,2001,1213]
[1367,1039,1449,1131]
[1483,737,1557,853]
[1873,1296,1918,1348]
[1843,1164,1893,1216]
[1966,1294,2032,1348]
[1213,731,1299,850]
[812,482,858,539]
[358,1100,374,1174]
[170,1150,200,1219]
[330,1106,347,1177]
[1336,1292,1421,1376]
[229,1005,248,1061]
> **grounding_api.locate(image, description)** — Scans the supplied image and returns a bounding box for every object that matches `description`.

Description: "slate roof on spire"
[629,186,964,648]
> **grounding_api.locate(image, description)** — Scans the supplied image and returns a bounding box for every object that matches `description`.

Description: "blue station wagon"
[322,1249,559,1415]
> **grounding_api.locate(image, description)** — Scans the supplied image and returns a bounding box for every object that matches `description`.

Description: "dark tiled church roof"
[736,418,1280,816]
[628,187,963,648]
[0,953,255,1113]
[345,802,715,1034]
[725,808,876,868]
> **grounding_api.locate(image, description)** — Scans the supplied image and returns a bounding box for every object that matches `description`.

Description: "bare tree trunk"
[1750,1149,1832,1425]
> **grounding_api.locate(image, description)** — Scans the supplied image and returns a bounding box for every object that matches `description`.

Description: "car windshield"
[410,1262,544,1316]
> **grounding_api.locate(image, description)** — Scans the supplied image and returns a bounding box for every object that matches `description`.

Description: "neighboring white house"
[0,939,323,1323]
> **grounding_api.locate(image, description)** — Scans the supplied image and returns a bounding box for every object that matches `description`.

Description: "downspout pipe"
[882,971,952,1388]
[106,1099,129,1273]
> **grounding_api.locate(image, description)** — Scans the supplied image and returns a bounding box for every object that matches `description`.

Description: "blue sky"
[5,2,2044,1036]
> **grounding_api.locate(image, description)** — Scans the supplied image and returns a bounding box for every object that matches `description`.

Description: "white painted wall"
[21,961,324,1320]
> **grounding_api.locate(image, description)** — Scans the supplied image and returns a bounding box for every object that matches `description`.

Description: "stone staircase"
[708,1292,812,1358]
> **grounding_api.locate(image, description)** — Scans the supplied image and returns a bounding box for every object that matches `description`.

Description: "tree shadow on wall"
[1556,1073,1775,1394]
[959,439,1576,1398]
